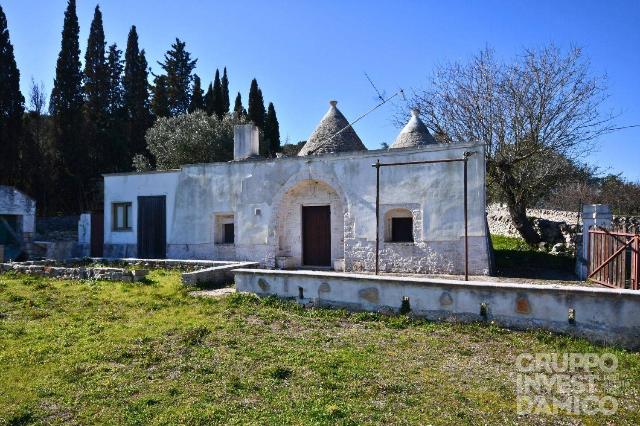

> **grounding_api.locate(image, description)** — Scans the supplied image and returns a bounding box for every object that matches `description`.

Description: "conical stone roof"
[298,101,367,156]
[390,109,437,149]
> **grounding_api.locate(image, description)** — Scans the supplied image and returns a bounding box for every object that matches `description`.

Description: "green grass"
[492,235,576,279]
[1,271,639,425]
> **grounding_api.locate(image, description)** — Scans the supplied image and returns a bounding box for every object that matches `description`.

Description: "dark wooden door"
[90,211,104,257]
[302,205,331,266]
[137,196,166,259]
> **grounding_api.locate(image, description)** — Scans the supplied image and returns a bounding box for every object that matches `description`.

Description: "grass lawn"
[492,235,576,280]
[1,270,639,425]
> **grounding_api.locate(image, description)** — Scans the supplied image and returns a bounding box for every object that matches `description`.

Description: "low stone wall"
[0,262,148,282]
[0,257,259,286]
[94,258,233,272]
[182,262,259,286]
[234,269,640,350]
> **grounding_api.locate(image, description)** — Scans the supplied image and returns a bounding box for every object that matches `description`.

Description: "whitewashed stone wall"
[0,186,36,240]
[103,142,489,275]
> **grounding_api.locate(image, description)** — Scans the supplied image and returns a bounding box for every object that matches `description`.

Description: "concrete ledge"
[233,269,640,350]
[182,262,259,286]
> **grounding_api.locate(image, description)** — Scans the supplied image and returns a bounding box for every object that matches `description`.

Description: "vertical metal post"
[463,158,469,281]
[375,159,380,275]
[632,235,639,290]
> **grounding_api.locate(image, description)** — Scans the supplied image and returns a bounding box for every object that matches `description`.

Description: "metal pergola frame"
[372,151,476,281]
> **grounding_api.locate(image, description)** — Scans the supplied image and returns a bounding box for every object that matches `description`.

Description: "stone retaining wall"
[234,269,640,350]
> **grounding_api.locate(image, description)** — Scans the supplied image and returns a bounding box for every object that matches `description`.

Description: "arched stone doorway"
[276,179,345,268]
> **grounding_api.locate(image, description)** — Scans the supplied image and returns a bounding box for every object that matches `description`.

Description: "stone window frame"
[214,213,235,245]
[382,204,422,244]
[112,202,133,232]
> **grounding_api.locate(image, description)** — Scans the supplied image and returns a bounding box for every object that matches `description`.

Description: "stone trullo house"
[103,101,491,275]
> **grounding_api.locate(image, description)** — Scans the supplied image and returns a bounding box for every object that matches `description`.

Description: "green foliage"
[157,38,197,116]
[211,69,224,119]
[233,91,245,118]
[263,102,281,157]
[123,25,152,159]
[144,110,247,169]
[280,141,306,156]
[49,0,85,212]
[202,83,211,116]
[221,67,230,114]
[1,270,638,424]
[151,75,170,118]
[247,78,265,129]
[491,234,531,251]
[492,235,575,279]
[0,5,25,186]
[105,43,129,172]
[188,74,204,113]
[83,5,109,181]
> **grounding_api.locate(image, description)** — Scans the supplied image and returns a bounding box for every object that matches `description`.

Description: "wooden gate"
[137,196,166,259]
[588,228,639,289]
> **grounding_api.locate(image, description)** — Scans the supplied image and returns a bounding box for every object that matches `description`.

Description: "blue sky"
[3,0,640,180]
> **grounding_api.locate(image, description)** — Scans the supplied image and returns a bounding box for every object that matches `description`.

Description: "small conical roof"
[298,100,367,156]
[390,109,437,149]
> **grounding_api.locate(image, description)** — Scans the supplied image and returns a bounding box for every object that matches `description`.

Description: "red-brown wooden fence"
[588,227,639,289]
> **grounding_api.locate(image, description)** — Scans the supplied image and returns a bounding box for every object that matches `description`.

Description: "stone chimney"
[233,124,259,160]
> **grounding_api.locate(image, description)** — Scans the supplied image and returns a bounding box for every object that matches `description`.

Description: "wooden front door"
[137,196,166,259]
[302,205,331,266]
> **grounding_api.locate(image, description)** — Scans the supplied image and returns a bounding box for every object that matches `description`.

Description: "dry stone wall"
[487,203,640,253]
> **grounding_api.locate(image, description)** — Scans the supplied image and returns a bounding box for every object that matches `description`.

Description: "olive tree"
[408,46,614,244]
[140,110,248,170]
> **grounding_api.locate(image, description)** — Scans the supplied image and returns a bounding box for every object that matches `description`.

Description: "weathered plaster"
[235,268,640,350]
[103,143,489,274]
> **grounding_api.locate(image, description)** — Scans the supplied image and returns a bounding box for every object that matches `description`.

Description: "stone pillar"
[576,204,612,279]
[78,213,91,257]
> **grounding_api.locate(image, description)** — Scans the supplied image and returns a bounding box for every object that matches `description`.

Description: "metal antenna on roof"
[364,71,385,103]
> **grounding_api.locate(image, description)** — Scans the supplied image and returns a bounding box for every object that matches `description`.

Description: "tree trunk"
[506,201,541,245]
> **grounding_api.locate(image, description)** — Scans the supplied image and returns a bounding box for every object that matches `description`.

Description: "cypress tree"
[50,0,85,212]
[263,102,281,157]
[151,75,170,118]
[211,69,224,119]
[248,78,265,128]
[204,83,214,115]
[0,5,25,186]
[189,74,204,112]
[123,26,152,158]
[106,43,127,171]
[221,67,230,114]
[157,38,196,116]
[83,5,109,176]
[233,92,245,118]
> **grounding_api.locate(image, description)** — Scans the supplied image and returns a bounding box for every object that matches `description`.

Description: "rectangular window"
[112,202,132,231]
[224,223,235,244]
[215,213,235,244]
[391,217,413,242]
